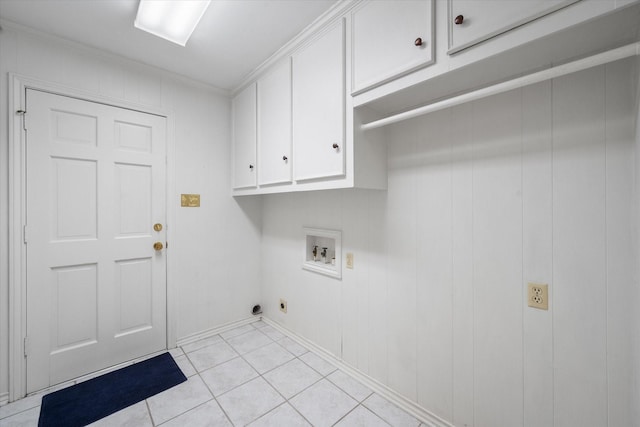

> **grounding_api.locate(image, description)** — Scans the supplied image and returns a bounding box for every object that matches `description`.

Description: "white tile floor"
[0,321,429,426]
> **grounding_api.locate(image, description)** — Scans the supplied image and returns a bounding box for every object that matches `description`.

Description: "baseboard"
[261,317,453,427]
[176,316,259,348]
[0,391,9,406]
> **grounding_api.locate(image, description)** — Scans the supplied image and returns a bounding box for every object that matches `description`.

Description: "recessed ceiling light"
[134,0,211,47]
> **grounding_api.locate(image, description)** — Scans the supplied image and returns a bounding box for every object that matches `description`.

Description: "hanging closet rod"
[360,42,640,131]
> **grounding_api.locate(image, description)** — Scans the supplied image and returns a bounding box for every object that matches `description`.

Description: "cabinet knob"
[454,15,464,25]
[249,164,254,170]
[282,155,288,161]
[414,37,423,46]
[332,143,339,149]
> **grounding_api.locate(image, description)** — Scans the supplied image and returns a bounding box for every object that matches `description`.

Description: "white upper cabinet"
[351,0,433,94]
[232,82,257,189]
[448,0,580,53]
[257,58,292,186]
[293,20,345,182]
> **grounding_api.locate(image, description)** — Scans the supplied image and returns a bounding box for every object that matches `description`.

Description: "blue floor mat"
[38,352,186,427]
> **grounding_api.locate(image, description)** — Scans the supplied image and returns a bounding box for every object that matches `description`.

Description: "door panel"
[50,264,98,353]
[232,82,257,189]
[51,109,97,146]
[293,20,345,181]
[352,0,433,93]
[258,58,292,186]
[115,258,153,336]
[448,0,579,52]
[50,157,97,240]
[115,163,152,236]
[26,89,167,393]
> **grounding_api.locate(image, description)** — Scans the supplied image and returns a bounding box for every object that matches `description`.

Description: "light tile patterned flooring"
[0,321,428,426]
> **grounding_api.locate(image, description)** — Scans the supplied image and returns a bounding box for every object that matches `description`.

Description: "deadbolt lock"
[153,223,163,232]
[153,242,164,251]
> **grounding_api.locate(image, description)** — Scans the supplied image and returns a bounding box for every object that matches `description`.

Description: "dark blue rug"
[38,352,187,427]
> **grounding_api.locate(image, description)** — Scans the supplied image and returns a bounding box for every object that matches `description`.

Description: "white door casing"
[24,89,167,393]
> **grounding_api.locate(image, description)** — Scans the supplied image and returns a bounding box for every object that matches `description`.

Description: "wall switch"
[527,283,549,310]
[279,299,287,313]
[346,253,354,269]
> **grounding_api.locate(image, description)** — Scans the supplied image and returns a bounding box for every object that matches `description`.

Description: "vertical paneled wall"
[0,27,262,398]
[261,58,638,426]
[634,61,640,426]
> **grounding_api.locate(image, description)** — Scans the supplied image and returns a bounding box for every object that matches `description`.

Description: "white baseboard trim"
[261,317,453,427]
[0,392,9,406]
[176,316,259,348]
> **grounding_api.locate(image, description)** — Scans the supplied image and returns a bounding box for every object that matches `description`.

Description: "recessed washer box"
[303,227,342,279]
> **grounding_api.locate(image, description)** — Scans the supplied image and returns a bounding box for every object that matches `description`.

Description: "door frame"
[8,73,177,401]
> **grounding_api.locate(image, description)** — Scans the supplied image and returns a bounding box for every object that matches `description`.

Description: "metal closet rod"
[360,41,640,131]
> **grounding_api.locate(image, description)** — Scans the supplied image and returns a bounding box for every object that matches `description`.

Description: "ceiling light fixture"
[134,0,211,47]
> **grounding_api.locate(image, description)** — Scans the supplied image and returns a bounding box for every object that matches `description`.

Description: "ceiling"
[0,0,338,91]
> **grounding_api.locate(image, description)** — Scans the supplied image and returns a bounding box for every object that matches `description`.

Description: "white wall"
[262,58,639,426]
[0,25,262,399]
[634,56,640,427]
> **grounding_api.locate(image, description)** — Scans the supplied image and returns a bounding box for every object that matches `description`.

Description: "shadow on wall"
[233,194,263,231]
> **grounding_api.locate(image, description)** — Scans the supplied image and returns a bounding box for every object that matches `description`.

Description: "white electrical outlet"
[279,299,287,313]
[528,283,549,310]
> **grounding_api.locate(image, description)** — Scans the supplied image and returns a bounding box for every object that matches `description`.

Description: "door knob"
[414,37,423,46]
[454,15,464,25]
[153,223,163,232]
[153,242,164,251]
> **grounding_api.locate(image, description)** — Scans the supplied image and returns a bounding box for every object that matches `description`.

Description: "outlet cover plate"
[346,253,354,269]
[528,283,549,310]
[279,299,287,313]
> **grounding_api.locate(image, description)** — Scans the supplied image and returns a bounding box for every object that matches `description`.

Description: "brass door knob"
[153,242,164,251]
[153,223,163,232]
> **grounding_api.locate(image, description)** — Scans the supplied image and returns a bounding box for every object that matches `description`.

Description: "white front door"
[25,89,167,393]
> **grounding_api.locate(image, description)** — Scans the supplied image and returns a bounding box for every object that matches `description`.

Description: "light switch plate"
[346,253,354,269]
[181,194,200,207]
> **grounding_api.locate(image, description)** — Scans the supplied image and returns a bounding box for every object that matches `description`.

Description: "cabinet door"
[352,0,433,94]
[232,82,257,189]
[448,0,580,53]
[293,20,345,182]
[258,58,292,186]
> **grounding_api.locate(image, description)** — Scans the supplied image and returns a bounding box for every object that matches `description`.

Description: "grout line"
[145,399,156,426]
[216,329,325,425]
[196,371,234,426]
[5,321,420,426]
[210,324,381,425]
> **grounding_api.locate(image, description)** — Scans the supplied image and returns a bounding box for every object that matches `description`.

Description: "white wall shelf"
[303,227,342,279]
